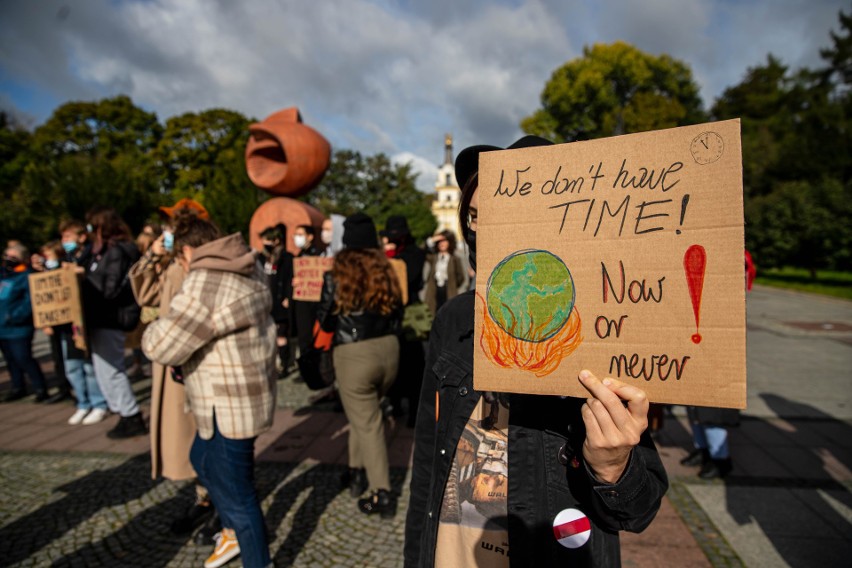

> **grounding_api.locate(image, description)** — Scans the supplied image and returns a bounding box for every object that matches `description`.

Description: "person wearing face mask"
[319,218,335,258]
[292,224,322,374]
[129,200,224,543]
[380,215,428,427]
[0,243,49,402]
[51,220,109,419]
[258,224,294,379]
[404,136,667,567]
[37,240,73,405]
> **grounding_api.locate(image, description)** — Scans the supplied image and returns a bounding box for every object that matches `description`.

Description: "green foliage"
[745,179,851,273]
[308,150,437,242]
[4,97,164,248]
[717,11,852,274]
[522,41,706,142]
[153,109,259,236]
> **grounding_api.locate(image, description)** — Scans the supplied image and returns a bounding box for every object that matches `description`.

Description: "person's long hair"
[333,248,402,315]
[86,206,132,245]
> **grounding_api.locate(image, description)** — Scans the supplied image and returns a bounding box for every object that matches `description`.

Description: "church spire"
[444,133,453,166]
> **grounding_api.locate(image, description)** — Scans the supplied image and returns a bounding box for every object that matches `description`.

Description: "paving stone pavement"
[1,285,850,567]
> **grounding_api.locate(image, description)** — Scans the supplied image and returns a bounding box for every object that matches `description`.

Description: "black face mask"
[465,230,476,272]
[263,243,276,253]
[2,257,21,271]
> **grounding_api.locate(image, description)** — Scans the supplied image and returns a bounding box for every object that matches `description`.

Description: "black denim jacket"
[316,272,401,345]
[403,291,668,567]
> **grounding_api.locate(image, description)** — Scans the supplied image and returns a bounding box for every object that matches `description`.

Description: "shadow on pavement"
[720,394,852,568]
[0,453,163,566]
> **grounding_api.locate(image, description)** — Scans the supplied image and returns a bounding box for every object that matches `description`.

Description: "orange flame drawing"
[477,292,582,377]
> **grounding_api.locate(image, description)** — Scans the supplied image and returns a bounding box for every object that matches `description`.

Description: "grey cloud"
[1,0,847,173]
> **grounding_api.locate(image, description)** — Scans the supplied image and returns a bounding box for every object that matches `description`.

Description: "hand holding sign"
[579,370,648,483]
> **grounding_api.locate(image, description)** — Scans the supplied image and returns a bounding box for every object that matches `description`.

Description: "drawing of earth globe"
[486,250,576,343]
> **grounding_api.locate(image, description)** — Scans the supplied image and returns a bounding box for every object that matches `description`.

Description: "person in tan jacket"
[128,200,214,538]
[143,216,276,568]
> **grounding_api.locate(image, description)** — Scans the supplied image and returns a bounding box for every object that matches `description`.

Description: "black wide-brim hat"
[378,214,411,240]
[454,134,554,191]
[343,212,380,249]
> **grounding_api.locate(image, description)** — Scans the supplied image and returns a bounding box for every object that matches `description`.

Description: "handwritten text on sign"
[474,120,746,409]
[28,268,83,328]
[293,257,335,302]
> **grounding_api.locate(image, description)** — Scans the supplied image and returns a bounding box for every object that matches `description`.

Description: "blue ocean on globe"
[486,249,575,342]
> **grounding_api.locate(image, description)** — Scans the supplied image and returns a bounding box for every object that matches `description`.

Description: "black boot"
[170,499,214,535]
[680,448,709,467]
[699,458,733,479]
[2,390,27,403]
[195,511,222,546]
[45,389,73,404]
[358,489,397,519]
[107,412,148,439]
[341,467,368,498]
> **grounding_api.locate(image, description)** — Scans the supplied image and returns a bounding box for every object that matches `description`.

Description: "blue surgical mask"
[45,259,60,270]
[163,230,175,252]
[62,241,78,254]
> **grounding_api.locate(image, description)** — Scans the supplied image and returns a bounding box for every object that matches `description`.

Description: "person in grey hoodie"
[143,216,276,568]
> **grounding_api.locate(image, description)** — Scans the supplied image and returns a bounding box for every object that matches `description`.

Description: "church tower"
[431,133,462,242]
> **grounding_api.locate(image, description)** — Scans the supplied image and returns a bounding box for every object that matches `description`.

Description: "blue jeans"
[0,336,46,395]
[692,424,730,459]
[60,333,106,411]
[89,328,139,417]
[190,419,270,568]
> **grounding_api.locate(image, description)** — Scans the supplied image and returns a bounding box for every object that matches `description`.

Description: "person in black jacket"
[292,224,322,370]
[316,213,403,518]
[380,215,428,427]
[259,225,294,378]
[82,207,145,439]
[404,136,668,567]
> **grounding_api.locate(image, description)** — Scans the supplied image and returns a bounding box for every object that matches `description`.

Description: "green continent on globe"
[486,250,575,342]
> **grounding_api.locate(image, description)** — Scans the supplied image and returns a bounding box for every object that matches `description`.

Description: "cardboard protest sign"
[474,120,746,409]
[29,267,87,351]
[389,258,409,305]
[293,257,335,301]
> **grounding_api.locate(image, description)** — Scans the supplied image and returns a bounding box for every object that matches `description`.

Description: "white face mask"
[321,229,333,245]
[294,234,307,249]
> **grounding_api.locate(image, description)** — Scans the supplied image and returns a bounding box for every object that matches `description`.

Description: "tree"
[9,96,163,247]
[153,109,251,196]
[522,41,705,142]
[0,112,34,248]
[715,11,852,273]
[307,150,437,242]
[153,109,259,235]
[745,179,851,275]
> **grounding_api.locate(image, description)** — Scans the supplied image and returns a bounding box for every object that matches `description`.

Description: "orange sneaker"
[204,528,240,568]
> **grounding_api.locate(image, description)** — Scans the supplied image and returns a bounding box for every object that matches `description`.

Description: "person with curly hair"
[316,213,404,518]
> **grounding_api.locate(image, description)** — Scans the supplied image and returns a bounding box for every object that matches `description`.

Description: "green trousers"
[334,334,399,491]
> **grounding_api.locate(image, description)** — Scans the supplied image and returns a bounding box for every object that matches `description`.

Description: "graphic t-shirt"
[435,397,510,567]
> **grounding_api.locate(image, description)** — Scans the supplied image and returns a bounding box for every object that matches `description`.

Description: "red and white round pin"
[552,508,591,549]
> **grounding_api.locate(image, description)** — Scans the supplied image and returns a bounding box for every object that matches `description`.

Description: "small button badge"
[552,508,591,549]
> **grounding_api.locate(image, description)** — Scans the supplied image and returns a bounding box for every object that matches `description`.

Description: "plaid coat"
[142,234,277,440]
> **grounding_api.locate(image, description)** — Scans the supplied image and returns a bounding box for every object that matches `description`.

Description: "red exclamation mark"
[684,245,706,344]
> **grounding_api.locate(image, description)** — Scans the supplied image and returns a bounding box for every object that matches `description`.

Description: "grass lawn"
[755,267,852,301]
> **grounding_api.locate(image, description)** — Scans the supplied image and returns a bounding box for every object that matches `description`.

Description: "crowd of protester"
[1,140,745,566]
[0,194,476,567]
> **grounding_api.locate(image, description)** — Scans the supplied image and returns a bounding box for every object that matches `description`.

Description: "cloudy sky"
[0,0,846,190]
